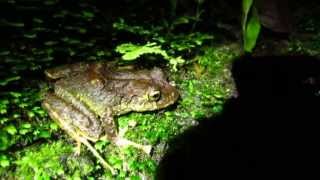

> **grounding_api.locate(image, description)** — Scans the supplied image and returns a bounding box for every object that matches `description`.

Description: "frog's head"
[121,78,179,112]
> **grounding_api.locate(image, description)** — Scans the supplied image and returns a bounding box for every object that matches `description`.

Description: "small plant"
[113,19,213,71]
[115,42,184,71]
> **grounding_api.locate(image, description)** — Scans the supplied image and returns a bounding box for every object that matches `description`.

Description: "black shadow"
[156,55,320,179]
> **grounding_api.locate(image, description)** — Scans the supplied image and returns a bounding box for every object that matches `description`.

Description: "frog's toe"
[73,141,82,156]
[118,127,128,137]
[141,144,152,155]
[74,149,81,156]
[115,138,152,154]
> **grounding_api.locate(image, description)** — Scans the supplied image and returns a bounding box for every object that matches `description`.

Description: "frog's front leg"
[101,109,152,154]
[115,127,152,154]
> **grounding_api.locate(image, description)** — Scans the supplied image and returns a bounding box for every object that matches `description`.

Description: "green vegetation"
[115,42,185,72]
[242,0,261,52]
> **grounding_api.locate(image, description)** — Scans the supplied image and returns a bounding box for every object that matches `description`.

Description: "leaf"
[96,50,105,57]
[49,122,59,131]
[4,124,17,135]
[172,16,190,26]
[44,41,58,46]
[115,42,184,71]
[94,140,109,152]
[242,0,254,35]
[21,123,32,129]
[39,130,51,138]
[44,0,57,5]
[10,92,22,98]
[242,0,253,19]
[0,132,9,151]
[243,7,261,52]
[33,18,43,24]
[82,11,94,18]
[0,154,10,167]
[78,28,87,34]
[0,19,24,27]
[27,111,35,118]
[115,42,167,61]
[0,51,10,56]
[24,32,37,39]
[0,76,20,86]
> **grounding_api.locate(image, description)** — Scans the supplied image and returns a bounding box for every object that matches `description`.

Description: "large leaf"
[243,7,261,52]
[242,0,261,52]
[242,0,253,32]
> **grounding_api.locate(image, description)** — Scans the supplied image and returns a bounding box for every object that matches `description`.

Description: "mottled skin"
[42,62,179,174]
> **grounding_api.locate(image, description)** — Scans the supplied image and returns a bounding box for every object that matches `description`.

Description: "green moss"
[13,140,95,179]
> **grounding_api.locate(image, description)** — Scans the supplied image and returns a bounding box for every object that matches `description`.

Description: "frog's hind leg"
[78,137,116,175]
[73,136,116,175]
[44,62,91,79]
[42,94,116,175]
[101,111,152,154]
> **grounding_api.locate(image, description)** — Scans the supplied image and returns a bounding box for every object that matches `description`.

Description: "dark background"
[157,55,320,179]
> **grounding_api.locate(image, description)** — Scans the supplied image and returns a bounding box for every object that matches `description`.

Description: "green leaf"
[243,7,261,52]
[0,51,10,56]
[78,28,87,34]
[0,19,24,27]
[115,42,167,61]
[27,111,35,118]
[94,140,109,152]
[0,76,20,86]
[242,0,254,44]
[24,32,37,39]
[44,41,58,46]
[96,50,105,57]
[0,117,9,124]
[39,130,51,138]
[0,132,9,151]
[44,0,57,5]
[49,122,59,131]
[21,123,32,129]
[4,124,17,135]
[172,16,190,26]
[242,0,253,20]
[0,108,7,114]
[0,154,10,167]
[19,123,32,135]
[33,18,43,24]
[9,91,22,98]
[82,11,94,18]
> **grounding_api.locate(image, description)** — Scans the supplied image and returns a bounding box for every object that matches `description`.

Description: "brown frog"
[42,62,179,174]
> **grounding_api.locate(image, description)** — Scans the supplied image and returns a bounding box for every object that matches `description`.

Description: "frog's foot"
[115,138,152,154]
[74,140,81,156]
[78,137,116,175]
[115,127,152,154]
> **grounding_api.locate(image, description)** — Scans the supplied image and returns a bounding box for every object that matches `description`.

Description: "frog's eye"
[148,90,161,101]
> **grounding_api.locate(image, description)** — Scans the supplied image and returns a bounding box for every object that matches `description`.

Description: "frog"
[42,61,179,174]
